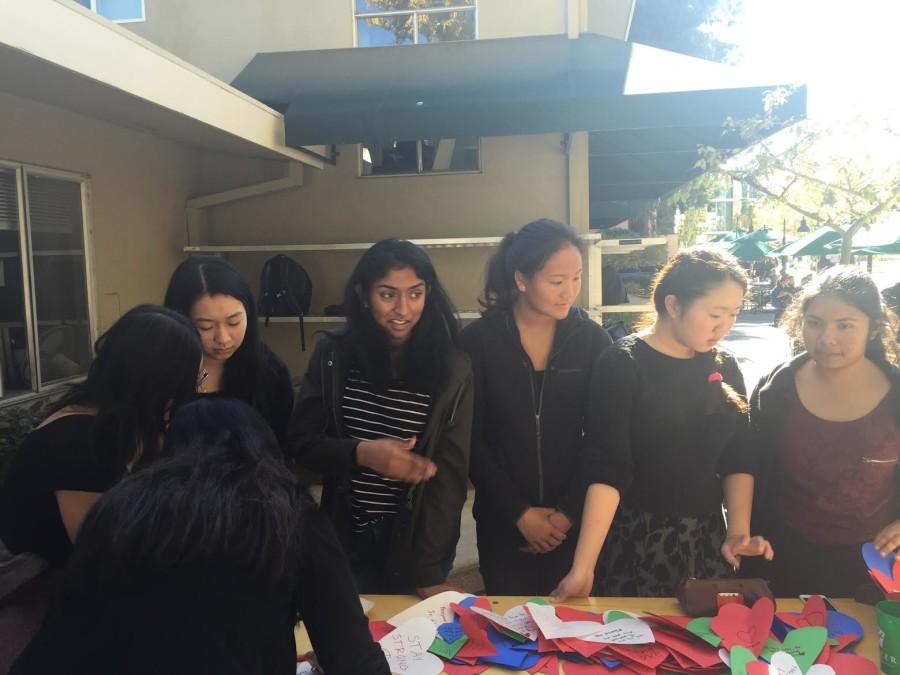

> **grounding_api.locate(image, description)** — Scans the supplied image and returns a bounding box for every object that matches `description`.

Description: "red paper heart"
[368,620,395,641]
[747,662,770,675]
[830,632,858,652]
[709,596,775,657]
[800,595,828,627]
[893,555,900,582]
[826,652,878,675]
[870,568,897,593]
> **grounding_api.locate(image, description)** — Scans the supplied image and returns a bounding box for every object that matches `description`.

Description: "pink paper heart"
[711,597,775,657]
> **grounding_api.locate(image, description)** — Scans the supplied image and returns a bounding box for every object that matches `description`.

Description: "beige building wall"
[200,133,570,376]
[127,1,633,83]
[0,89,279,333]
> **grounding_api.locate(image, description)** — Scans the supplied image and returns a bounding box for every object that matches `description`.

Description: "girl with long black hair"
[0,305,201,569]
[552,250,772,600]
[288,239,473,597]
[164,255,294,441]
[459,219,613,595]
[742,267,900,596]
[11,398,389,675]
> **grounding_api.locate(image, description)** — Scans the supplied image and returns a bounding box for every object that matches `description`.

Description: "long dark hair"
[781,266,900,366]
[342,239,458,394]
[62,304,201,469]
[69,399,309,586]
[480,218,586,316]
[650,250,750,414]
[164,255,265,404]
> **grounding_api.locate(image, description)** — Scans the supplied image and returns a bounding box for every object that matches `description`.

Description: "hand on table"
[550,567,594,603]
[356,436,436,484]
[517,507,567,554]
[874,520,900,558]
[720,532,774,569]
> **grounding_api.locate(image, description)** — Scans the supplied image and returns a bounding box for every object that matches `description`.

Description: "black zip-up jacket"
[748,352,900,529]
[286,332,474,589]
[458,308,612,533]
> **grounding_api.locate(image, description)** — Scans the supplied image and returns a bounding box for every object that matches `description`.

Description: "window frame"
[357,137,482,178]
[0,160,97,406]
[353,1,478,47]
[84,0,146,24]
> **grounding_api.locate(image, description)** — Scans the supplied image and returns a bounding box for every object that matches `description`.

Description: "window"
[0,164,94,402]
[361,137,480,175]
[355,1,476,47]
[73,0,145,23]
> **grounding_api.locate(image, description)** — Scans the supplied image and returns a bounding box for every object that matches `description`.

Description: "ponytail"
[703,349,749,415]
[480,219,586,316]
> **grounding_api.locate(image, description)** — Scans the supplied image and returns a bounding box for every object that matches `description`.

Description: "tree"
[629,0,743,63]
[696,88,900,262]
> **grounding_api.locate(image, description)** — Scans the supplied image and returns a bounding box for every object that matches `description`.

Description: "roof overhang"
[233,33,805,204]
[0,0,323,167]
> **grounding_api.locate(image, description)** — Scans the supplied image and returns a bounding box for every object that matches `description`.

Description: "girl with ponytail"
[741,267,900,596]
[552,250,772,600]
[459,219,613,595]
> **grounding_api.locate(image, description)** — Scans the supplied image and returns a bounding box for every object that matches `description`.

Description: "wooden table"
[295,595,879,673]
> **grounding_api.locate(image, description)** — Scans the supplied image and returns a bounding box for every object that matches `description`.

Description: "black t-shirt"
[11,509,390,675]
[588,335,753,517]
[0,415,122,568]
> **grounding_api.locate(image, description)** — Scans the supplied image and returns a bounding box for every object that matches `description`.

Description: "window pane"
[357,16,414,47]
[73,0,91,7]
[417,9,476,43]
[361,141,419,175]
[26,175,92,386]
[421,138,479,172]
[356,1,473,12]
[0,170,30,397]
[96,0,144,21]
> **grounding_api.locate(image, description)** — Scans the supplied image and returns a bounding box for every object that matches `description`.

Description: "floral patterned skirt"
[596,504,735,597]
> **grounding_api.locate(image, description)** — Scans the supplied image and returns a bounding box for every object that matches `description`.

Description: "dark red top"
[775,384,900,546]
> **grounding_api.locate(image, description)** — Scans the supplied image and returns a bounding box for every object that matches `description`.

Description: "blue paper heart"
[437,621,465,643]
[862,542,894,579]
[480,626,540,670]
[826,610,864,641]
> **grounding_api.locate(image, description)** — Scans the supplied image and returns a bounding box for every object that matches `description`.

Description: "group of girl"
[0,218,897,674]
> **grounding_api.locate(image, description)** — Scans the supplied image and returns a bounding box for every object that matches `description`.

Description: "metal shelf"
[183,234,670,254]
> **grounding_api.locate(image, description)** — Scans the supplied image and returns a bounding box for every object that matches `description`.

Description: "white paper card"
[469,604,539,641]
[387,591,473,629]
[526,603,654,644]
[378,618,444,675]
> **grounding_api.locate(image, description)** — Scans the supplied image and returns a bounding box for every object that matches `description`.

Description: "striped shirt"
[343,368,432,532]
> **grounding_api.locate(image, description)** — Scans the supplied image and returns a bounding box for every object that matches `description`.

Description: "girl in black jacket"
[11,399,389,675]
[742,267,900,596]
[459,219,612,595]
[288,240,473,598]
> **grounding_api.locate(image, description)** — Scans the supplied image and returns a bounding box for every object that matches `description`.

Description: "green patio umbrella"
[767,227,841,257]
[823,215,900,255]
[729,238,774,261]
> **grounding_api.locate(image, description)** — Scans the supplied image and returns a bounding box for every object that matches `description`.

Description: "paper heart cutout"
[688,616,722,647]
[770,651,803,675]
[800,596,827,627]
[779,626,828,673]
[863,542,895,579]
[711,597,775,656]
[870,568,897,594]
[437,621,465,643]
[603,610,639,623]
[378,617,444,675]
[807,667,836,675]
[731,644,758,675]
[747,662,770,675]
[826,652,878,675]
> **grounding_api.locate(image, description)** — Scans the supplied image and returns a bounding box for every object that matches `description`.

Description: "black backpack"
[259,254,313,350]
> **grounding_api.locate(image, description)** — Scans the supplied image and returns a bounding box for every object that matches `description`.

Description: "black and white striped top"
[343,368,432,532]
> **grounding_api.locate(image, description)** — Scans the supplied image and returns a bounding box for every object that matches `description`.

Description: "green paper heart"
[687,617,722,647]
[605,610,634,623]
[780,626,828,673]
[731,645,757,675]
[428,634,468,660]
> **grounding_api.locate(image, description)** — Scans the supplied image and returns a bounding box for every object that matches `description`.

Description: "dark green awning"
[232,34,806,204]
